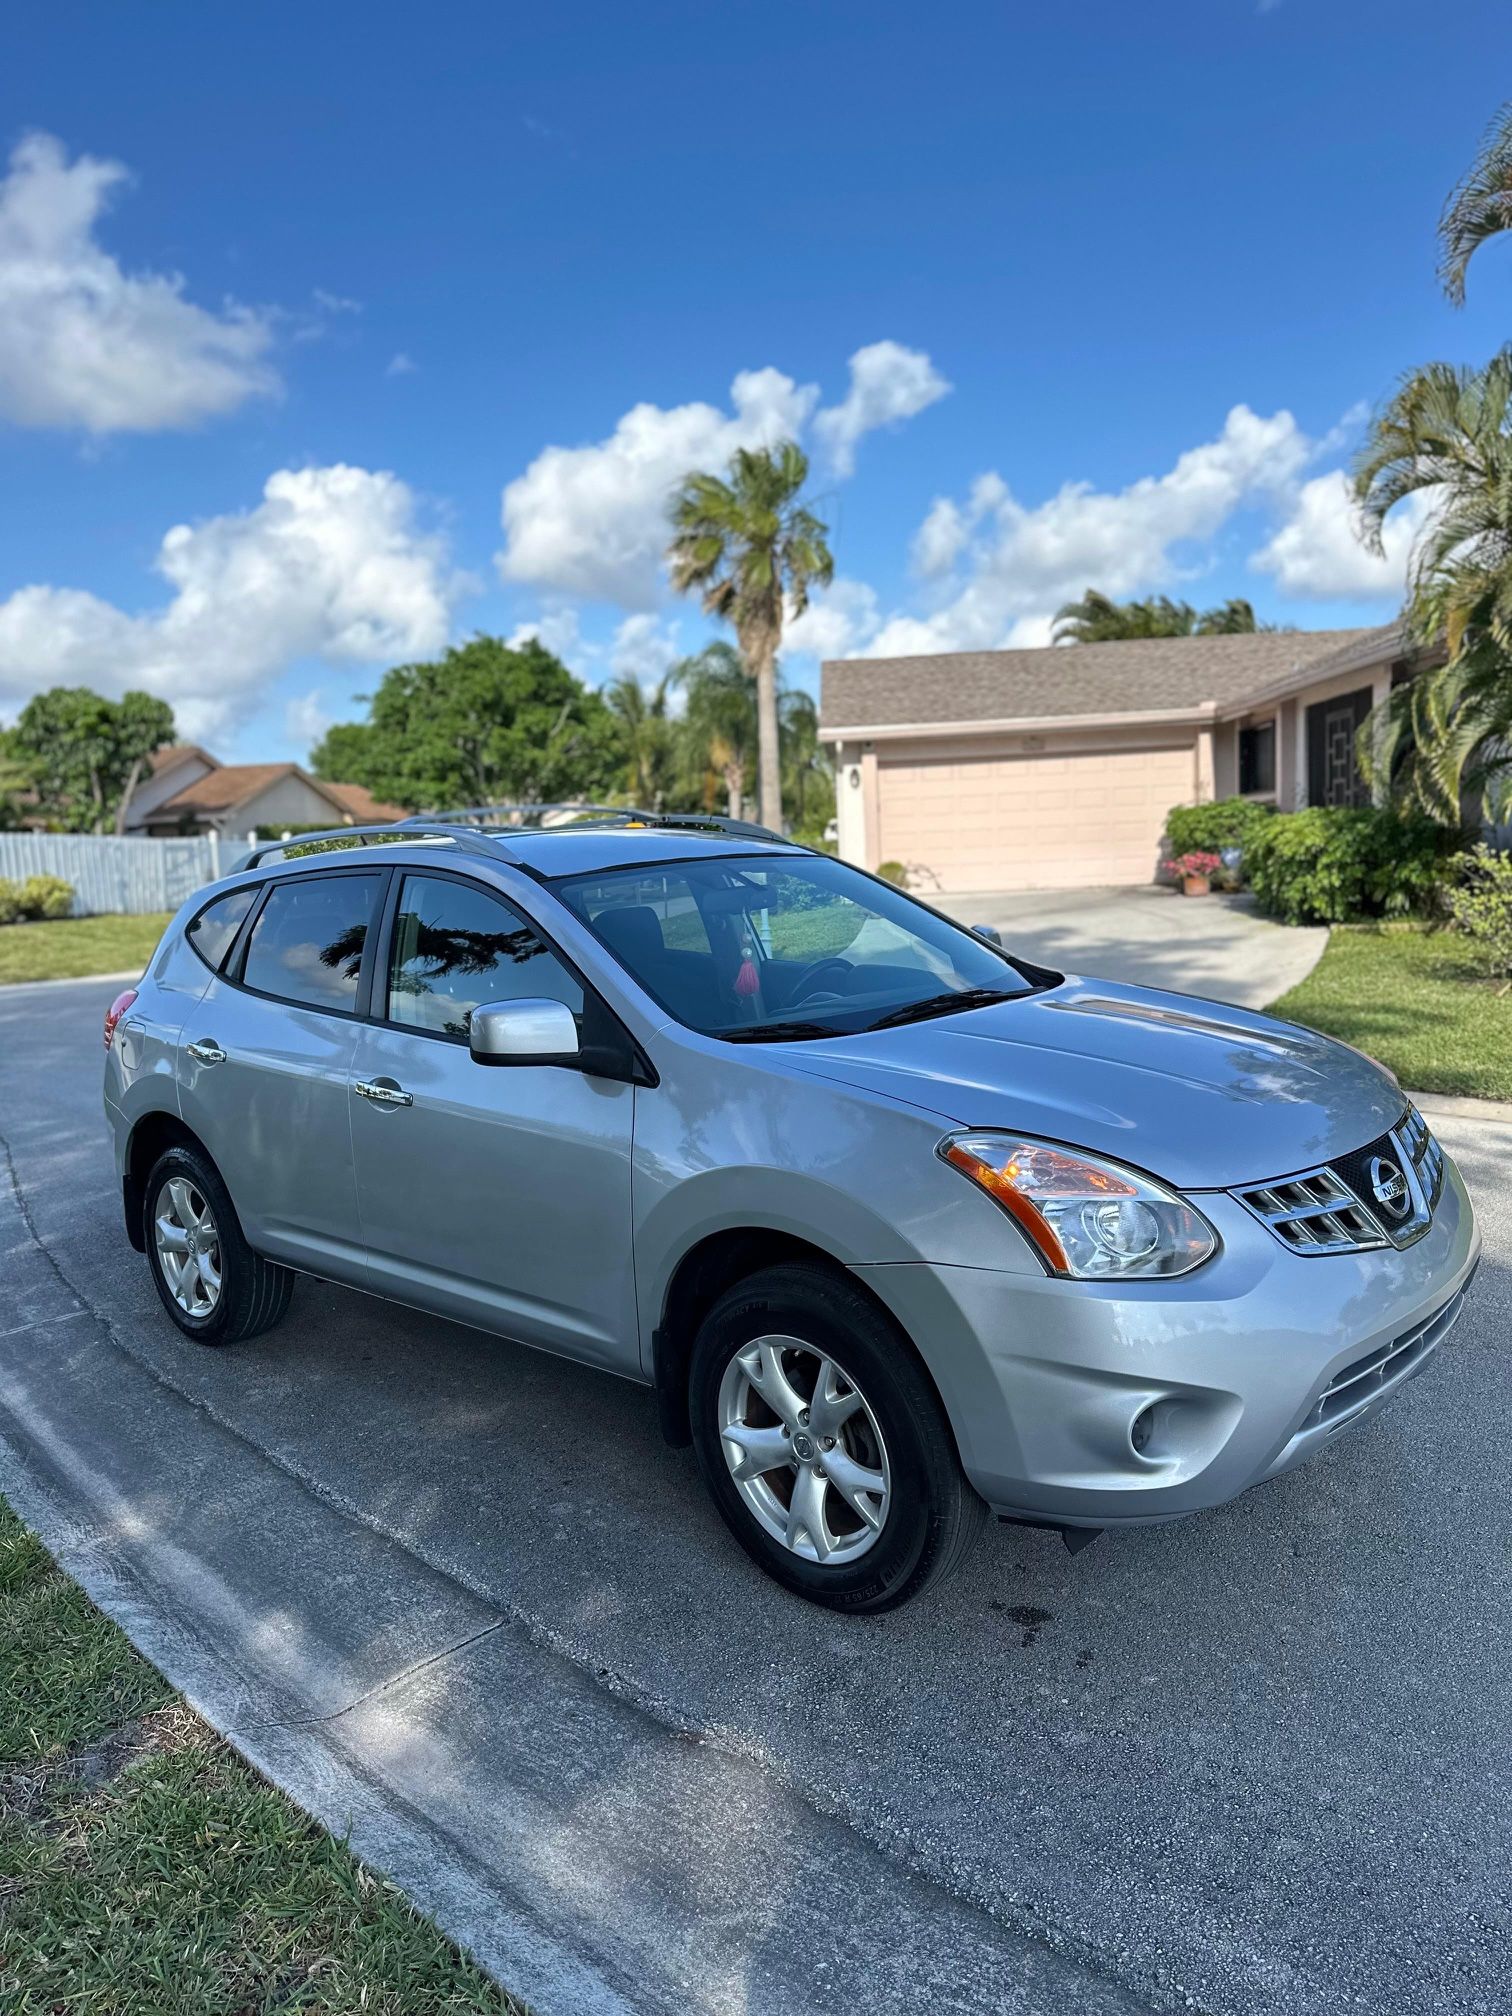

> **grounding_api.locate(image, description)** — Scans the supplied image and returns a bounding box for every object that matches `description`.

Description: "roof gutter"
[820,702,1221,745]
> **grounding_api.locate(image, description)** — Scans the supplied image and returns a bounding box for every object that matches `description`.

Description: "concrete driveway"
[2,978,1509,2016]
[934,884,1327,1009]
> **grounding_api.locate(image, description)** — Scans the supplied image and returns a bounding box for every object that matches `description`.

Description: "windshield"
[555,853,1047,1039]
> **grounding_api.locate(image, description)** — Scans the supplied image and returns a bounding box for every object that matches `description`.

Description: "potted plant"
[1164,850,1222,897]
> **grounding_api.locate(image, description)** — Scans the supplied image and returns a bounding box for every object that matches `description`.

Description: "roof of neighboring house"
[150,762,307,816]
[146,760,405,825]
[147,742,219,775]
[318,780,408,823]
[820,627,1387,734]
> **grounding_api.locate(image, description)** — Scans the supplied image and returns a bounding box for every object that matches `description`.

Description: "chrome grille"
[1233,1106,1444,1256]
[1234,1165,1389,1253]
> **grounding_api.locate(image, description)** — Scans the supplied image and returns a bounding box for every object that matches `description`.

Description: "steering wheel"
[787,956,855,1008]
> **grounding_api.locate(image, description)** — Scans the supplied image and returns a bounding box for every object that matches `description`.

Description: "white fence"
[0,832,221,916]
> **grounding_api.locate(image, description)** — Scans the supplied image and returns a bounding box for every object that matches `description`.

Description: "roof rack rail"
[237,822,514,870]
[414,802,810,849]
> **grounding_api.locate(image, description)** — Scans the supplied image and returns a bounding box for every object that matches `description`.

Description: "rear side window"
[241,873,381,1013]
[386,874,583,1038]
[186,887,257,973]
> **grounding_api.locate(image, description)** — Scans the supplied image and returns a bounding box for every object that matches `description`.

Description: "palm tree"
[667,441,833,832]
[672,642,755,819]
[778,688,830,835]
[1051,589,1264,644]
[1439,102,1512,305]
[604,670,676,809]
[1353,350,1512,818]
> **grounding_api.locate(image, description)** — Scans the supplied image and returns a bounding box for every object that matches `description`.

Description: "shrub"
[876,860,908,886]
[0,878,20,926]
[18,874,74,920]
[1447,845,1512,978]
[1245,807,1457,926]
[1165,795,1274,865]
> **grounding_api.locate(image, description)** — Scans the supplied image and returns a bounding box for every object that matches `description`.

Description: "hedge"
[1244,808,1458,926]
[1164,795,1274,861]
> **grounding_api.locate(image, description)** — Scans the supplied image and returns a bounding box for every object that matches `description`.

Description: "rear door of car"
[177,866,383,1285]
[347,867,638,1371]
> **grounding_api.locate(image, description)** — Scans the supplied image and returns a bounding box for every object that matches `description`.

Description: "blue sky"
[2,1,1508,764]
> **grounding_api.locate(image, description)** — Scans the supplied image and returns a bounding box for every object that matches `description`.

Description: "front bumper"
[862,1151,1482,1528]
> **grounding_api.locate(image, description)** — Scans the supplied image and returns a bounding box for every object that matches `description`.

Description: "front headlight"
[939,1131,1217,1280]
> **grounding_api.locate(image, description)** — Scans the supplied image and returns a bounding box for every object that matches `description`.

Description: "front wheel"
[143,1144,294,1346]
[688,1263,984,1612]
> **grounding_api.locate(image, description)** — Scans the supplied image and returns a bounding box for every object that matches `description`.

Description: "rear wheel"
[143,1144,293,1346]
[689,1263,984,1612]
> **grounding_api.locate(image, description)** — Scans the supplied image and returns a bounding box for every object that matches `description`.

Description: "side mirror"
[469,998,581,1067]
[971,923,1004,947]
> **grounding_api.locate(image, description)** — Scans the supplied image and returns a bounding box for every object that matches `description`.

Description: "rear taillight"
[103,989,138,1051]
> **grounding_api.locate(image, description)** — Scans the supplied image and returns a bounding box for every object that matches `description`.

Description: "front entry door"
[350,870,637,1372]
[1306,687,1373,809]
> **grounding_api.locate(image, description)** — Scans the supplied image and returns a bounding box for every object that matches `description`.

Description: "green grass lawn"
[1271,924,1512,1102]
[0,1500,521,2014]
[0,913,170,986]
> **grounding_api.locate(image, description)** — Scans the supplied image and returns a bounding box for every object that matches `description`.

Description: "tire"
[689,1262,985,1612]
[142,1143,294,1347]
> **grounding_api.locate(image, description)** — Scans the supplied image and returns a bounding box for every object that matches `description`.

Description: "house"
[124,747,405,841]
[820,621,1420,893]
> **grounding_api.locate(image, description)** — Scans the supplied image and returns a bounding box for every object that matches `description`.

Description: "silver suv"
[103,817,1481,1611]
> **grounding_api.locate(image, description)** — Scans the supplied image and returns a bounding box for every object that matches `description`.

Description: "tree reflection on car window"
[387,875,583,1038]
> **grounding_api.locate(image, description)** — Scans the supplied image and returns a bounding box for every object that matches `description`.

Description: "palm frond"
[1439,101,1512,305]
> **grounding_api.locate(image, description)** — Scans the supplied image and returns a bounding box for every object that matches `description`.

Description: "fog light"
[1130,1405,1156,1456]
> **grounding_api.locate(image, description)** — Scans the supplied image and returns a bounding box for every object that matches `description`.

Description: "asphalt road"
[2,976,1509,2016]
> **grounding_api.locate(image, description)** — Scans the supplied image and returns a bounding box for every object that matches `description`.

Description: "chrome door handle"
[354,1078,413,1107]
[186,1039,226,1065]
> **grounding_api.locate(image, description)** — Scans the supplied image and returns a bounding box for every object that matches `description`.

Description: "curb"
[1409,1090,1512,1127]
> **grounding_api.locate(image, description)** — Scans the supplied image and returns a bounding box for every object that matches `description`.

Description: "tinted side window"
[241,874,380,1012]
[186,887,257,972]
[387,874,584,1039]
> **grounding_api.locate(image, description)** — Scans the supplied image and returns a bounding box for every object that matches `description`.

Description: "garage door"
[876,743,1196,893]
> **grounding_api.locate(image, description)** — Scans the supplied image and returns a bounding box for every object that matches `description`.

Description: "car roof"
[231,824,808,885]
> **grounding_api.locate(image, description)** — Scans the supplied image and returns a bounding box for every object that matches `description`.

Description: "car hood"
[779,976,1405,1190]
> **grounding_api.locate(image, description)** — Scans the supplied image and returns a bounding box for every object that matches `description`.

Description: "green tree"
[603,671,677,809]
[1439,101,1512,304]
[1353,351,1512,822]
[672,642,755,819]
[0,728,34,829]
[779,687,830,834]
[13,687,174,833]
[1051,589,1266,644]
[307,637,622,813]
[667,440,833,833]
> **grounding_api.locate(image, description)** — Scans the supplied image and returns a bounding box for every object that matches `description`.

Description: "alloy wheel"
[153,1175,223,1319]
[717,1334,892,1564]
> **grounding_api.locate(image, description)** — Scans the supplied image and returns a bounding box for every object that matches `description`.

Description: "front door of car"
[177,867,382,1286]
[348,869,638,1372]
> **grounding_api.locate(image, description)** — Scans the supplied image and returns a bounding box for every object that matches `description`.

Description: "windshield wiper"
[865,986,1021,1032]
[718,1019,846,1044]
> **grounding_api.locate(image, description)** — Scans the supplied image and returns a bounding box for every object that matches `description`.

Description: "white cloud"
[864,403,1312,655]
[497,365,819,607]
[813,341,950,477]
[284,688,332,752]
[610,612,681,686]
[783,578,882,662]
[1251,469,1430,600]
[507,604,587,661]
[386,350,416,377]
[0,132,277,432]
[0,465,460,739]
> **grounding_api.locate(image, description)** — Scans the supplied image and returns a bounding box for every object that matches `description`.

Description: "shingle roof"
[320,780,407,823]
[147,742,218,775]
[820,627,1385,732]
[156,762,303,813]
